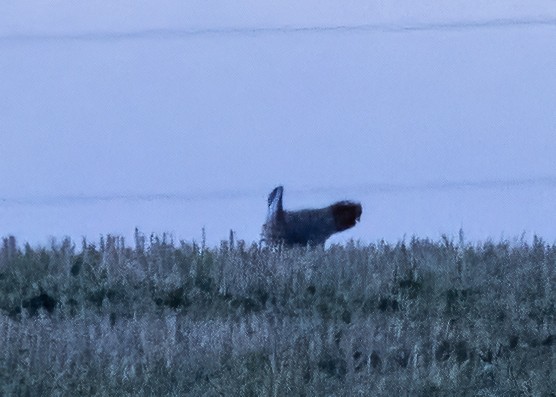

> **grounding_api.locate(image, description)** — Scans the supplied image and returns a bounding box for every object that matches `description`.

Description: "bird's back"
[283,207,337,246]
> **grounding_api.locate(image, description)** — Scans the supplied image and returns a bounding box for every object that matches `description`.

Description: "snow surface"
[1,2,556,246]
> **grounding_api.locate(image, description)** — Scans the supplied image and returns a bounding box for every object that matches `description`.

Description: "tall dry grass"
[0,231,554,396]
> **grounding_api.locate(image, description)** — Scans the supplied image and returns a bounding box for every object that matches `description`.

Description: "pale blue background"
[1,2,556,246]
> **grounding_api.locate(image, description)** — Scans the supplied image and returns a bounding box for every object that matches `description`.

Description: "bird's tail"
[331,201,362,232]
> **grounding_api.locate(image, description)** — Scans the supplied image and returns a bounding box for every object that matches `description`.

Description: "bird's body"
[262,186,362,247]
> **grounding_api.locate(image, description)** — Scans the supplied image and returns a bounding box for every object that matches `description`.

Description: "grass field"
[0,231,554,396]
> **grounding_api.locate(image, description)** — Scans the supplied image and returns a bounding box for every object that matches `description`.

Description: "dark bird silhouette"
[262,186,362,247]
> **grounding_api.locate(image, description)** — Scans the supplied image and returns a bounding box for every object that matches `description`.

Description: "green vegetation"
[0,231,554,396]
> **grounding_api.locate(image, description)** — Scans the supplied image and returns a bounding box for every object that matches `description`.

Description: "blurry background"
[1,1,555,246]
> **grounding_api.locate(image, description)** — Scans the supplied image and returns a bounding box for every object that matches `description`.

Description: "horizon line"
[1,16,556,43]
[2,176,556,206]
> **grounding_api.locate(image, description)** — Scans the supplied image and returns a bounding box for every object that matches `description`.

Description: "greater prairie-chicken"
[262,186,362,247]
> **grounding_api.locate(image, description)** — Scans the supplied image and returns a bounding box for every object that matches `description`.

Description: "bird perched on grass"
[262,186,362,247]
